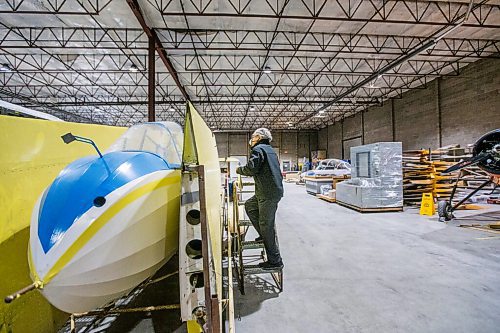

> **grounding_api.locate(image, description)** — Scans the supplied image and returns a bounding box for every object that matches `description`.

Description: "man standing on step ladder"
[236,128,284,270]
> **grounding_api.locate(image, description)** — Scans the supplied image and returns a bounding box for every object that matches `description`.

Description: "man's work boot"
[255,236,263,242]
[258,261,283,270]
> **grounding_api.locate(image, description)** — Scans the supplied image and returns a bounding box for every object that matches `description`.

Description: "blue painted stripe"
[37,151,169,253]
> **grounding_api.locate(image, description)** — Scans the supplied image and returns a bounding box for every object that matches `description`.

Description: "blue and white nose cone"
[28,122,183,313]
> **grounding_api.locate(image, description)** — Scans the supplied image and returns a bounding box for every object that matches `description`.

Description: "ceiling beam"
[15,99,376,107]
[126,0,190,102]
[159,0,500,29]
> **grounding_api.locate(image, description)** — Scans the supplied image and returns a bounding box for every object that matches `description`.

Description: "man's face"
[249,134,261,147]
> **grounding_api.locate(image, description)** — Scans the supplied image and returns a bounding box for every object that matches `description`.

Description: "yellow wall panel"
[184,103,223,301]
[0,116,125,333]
[0,116,126,243]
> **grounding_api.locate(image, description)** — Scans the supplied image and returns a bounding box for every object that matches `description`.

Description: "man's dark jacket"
[236,140,283,200]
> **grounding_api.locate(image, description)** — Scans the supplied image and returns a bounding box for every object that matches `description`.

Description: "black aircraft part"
[473,128,500,176]
[443,129,500,175]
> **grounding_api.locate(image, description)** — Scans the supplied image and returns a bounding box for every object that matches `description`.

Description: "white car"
[301,159,351,179]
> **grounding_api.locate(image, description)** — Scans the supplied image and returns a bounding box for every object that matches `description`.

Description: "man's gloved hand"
[236,167,242,174]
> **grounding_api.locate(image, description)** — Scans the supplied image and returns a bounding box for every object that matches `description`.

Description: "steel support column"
[127,0,191,102]
[436,78,442,147]
[148,35,155,122]
[391,99,396,142]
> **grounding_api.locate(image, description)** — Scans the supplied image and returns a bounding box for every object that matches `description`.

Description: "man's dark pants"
[244,195,282,265]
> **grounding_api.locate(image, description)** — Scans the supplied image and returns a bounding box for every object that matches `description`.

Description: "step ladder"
[232,176,283,295]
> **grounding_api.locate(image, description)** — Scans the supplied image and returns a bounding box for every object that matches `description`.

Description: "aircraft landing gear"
[437,200,453,222]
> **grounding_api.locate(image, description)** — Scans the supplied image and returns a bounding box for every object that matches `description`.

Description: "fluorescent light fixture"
[169,106,175,112]
[287,122,294,127]
[249,105,256,111]
[0,63,13,72]
[129,64,139,72]
[318,110,325,114]
[366,82,380,89]
[314,114,326,118]
[263,66,271,74]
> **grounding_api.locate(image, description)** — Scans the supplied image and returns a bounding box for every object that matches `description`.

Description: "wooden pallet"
[336,200,403,213]
[304,175,350,180]
[304,175,331,179]
[316,194,336,203]
[459,225,500,235]
[402,149,461,205]
[455,204,487,210]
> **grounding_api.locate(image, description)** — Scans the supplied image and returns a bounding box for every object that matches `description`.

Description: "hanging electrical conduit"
[303,0,477,122]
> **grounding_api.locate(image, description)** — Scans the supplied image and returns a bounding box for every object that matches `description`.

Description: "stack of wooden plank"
[402,148,462,205]
[432,160,459,201]
[402,150,435,205]
[430,146,471,202]
[402,144,498,206]
[457,166,491,188]
[431,145,472,162]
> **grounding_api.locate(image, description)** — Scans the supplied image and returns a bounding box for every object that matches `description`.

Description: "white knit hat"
[252,128,272,142]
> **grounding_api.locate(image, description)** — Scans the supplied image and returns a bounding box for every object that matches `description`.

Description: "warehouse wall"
[440,59,500,146]
[318,127,328,151]
[363,101,393,143]
[394,80,440,149]
[328,123,343,158]
[214,130,318,166]
[319,58,500,157]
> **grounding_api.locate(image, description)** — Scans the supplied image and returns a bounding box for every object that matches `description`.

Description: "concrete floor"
[66,182,499,332]
[233,183,500,333]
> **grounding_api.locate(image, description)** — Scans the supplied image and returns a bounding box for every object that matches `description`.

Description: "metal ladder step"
[238,219,252,227]
[241,240,264,250]
[241,182,255,186]
[238,200,246,206]
[243,264,283,275]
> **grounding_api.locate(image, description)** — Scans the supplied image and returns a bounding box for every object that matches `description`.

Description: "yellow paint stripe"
[475,236,500,240]
[187,319,203,333]
[28,246,41,284]
[43,174,180,284]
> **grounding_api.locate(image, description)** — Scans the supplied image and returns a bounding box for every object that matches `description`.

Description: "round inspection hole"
[185,239,203,259]
[192,306,206,318]
[93,196,106,207]
[186,209,201,225]
[189,272,204,288]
